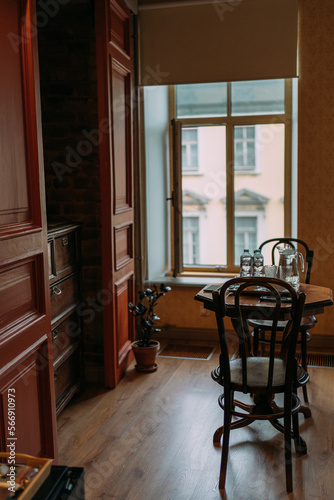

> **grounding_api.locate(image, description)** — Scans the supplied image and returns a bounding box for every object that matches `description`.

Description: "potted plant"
[129,283,171,372]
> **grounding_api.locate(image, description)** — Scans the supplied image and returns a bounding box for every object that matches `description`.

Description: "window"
[234,126,257,172]
[142,79,294,278]
[183,217,200,265]
[234,216,258,264]
[173,79,290,274]
[176,82,227,118]
[231,79,285,116]
[182,128,199,172]
[181,124,227,268]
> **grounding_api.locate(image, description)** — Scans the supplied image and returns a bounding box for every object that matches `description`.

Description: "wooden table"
[195,281,333,318]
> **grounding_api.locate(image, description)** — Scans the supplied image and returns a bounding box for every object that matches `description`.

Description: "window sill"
[145,272,237,288]
[235,170,261,175]
[182,171,204,176]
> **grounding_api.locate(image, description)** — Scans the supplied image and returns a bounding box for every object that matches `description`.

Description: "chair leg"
[302,384,309,404]
[284,394,293,493]
[299,404,312,419]
[292,411,307,455]
[293,381,312,419]
[301,329,309,403]
[219,390,232,490]
[213,417,253,447]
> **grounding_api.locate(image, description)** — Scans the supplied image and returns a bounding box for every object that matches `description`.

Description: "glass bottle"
[253,249,264,276]
[240,249,252,276]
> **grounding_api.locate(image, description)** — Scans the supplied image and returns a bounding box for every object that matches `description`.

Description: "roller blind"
[138,0,298,86]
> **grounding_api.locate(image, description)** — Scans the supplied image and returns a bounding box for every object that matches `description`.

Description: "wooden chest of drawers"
[47,223,82,415]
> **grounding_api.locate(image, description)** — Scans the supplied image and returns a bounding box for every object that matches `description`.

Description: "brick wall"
[38,0,104,382]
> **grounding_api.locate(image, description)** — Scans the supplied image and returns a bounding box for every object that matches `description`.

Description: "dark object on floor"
[32,466,84,499]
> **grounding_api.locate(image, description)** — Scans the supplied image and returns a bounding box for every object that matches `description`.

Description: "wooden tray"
[0,453,53,500]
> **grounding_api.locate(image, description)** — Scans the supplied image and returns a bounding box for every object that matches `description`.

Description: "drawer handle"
[62,236,68,246]
[54,370,59,381]
[52,330,59,340]
[52,286,62,296]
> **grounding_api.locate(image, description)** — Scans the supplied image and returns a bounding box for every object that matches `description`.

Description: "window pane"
[176,83,227,118]
[182,125,227,267]
[183,129,197,141]
[247,148,255,165]
[183,217,200,265]
[246,127,255,139]
[234,123,285,265]
[190,145,198,166]
[231,79,285,116]
[235,127,243,139]
[235,217,257,265]
[182,128,198,171]
[234,126,256,171]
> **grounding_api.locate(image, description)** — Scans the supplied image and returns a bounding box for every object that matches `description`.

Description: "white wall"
[144,86,170,279]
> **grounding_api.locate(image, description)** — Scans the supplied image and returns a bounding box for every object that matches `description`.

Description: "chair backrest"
[212,277,306,395]
[259,237,314,284]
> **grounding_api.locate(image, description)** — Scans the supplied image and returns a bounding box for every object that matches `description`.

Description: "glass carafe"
[278,245,304,291]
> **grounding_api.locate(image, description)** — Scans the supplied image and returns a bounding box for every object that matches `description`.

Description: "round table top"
[195,282,333,319]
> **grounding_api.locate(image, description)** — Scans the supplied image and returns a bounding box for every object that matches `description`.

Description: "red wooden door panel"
[96,0,134,388]
[0,0,57,458]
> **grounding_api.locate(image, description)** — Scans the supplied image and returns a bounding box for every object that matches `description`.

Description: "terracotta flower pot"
[131,340,160,372]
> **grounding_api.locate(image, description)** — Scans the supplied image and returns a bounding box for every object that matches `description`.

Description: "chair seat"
[212,360,309,391]
[248,315,316,332]
[230,357,287,390]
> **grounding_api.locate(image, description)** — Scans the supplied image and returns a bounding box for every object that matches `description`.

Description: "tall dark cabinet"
[48,223,82,415]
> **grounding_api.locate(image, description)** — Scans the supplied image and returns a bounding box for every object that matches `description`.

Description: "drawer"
[54,230,78,277]
[50,273,80,323]
[52,313,81,363]
[54,349,80,403]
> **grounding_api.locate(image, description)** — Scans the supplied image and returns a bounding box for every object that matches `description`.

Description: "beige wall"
[157,0,334,344]
[298,0,334,339]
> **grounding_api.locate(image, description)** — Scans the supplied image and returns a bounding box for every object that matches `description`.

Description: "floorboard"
[58,343,334,499]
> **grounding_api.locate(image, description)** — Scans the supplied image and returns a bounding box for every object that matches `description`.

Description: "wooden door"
[96,0,134,388]
[0,0,57,458]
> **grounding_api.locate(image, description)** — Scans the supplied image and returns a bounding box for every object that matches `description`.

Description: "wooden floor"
[58,344,334,500]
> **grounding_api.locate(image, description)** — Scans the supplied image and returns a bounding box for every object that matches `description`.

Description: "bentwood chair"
[211,277,307,493]
[249,238,315,404]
